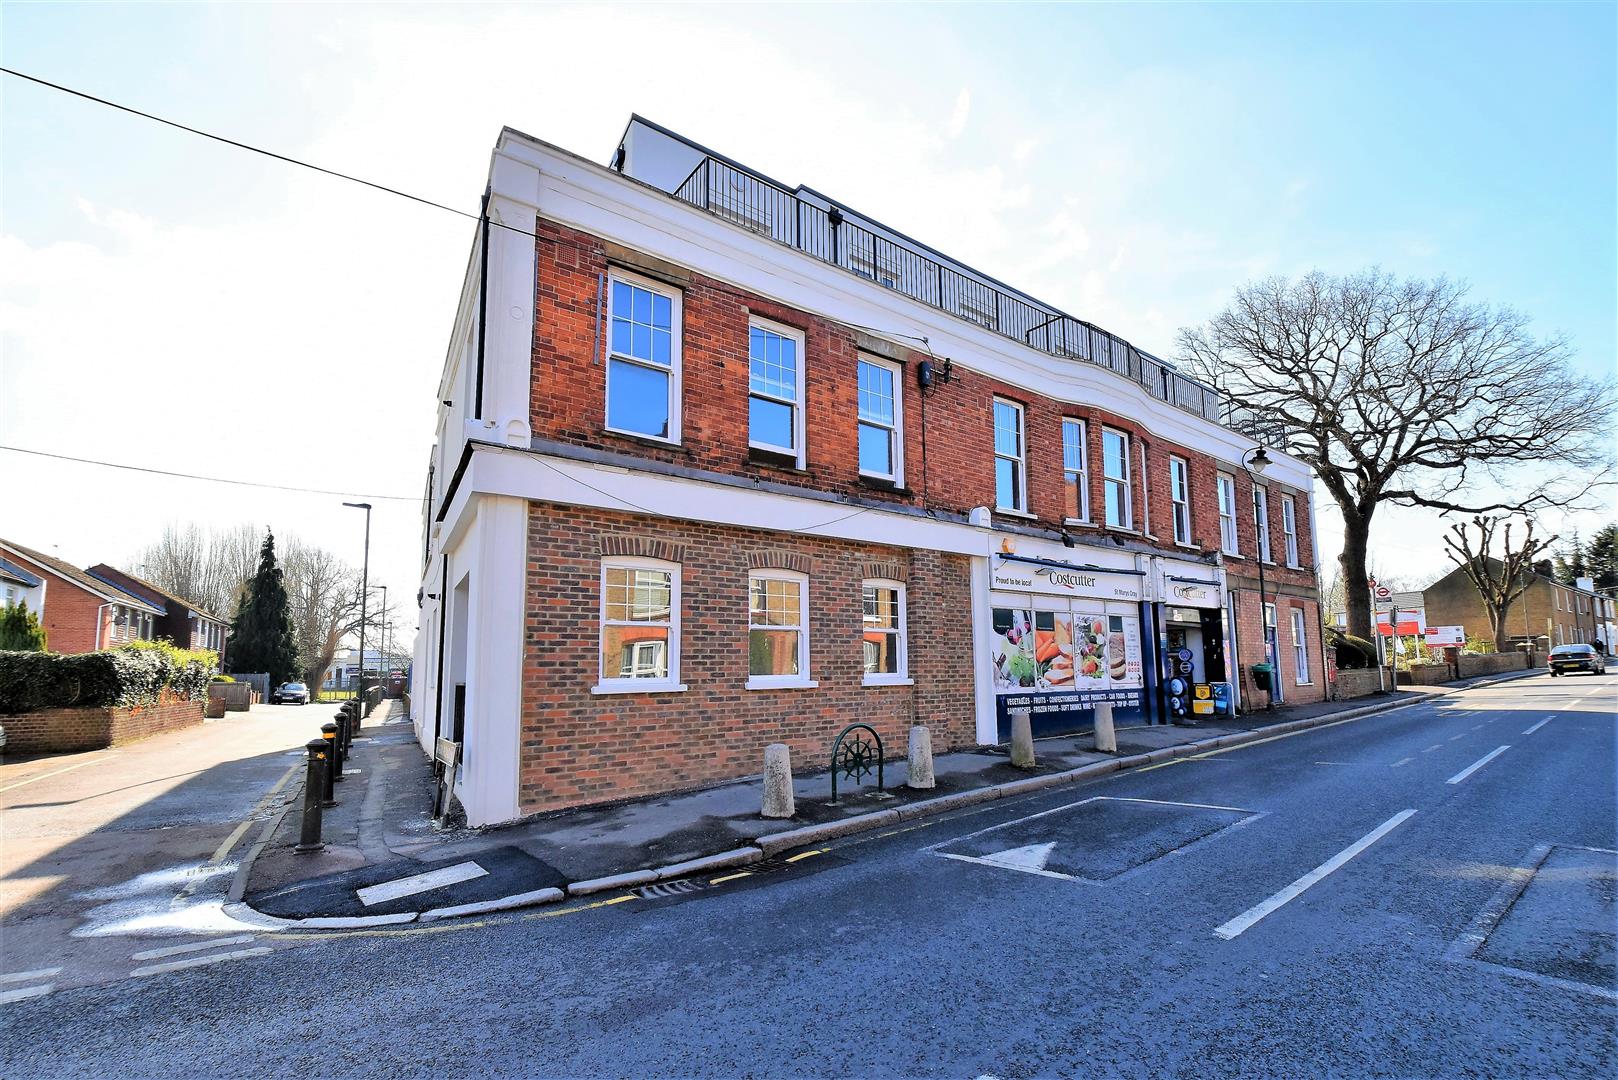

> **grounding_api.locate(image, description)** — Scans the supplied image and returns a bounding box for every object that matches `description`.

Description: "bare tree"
[1442,516,1556,651]
[282,539,369,691]
[136,523,261,616]
[1179,270,1613,640]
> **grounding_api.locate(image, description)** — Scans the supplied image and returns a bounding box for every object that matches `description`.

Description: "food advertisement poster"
[992,605,1143,736]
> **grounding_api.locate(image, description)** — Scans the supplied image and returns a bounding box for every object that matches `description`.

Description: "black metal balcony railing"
[673,155,1227,424]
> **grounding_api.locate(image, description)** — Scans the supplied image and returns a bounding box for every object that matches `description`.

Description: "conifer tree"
[229,532,300,683]
[0,601,47,651]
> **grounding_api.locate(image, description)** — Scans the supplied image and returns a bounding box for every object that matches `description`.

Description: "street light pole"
[1243,446,1273,711]
[378,584,389,696]
[343,502,372,710]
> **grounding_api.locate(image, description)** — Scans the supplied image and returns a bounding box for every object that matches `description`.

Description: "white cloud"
[947,86,972,138]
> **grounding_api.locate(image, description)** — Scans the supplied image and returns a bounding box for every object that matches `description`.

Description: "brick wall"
[519,502,976,814]
[1334,669,1386,700]
[528,220,1318,572]
[1230,589,1327,708]
[3,697,204,753]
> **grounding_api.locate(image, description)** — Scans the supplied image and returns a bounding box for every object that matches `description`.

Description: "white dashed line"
[132,946,274,978]
[0,984,54,1005]
[1446,746,1511,785]
[0,967,62,984]
[1391,757,1413,768]
[1422,745,1443,753]
[1214,810,1418,940]
[130,935,255,962]
[1522,717,1552,736]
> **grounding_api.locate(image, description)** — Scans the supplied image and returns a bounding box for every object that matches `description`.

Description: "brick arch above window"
[748,550,812,575]
[863,561,907,582]
[598,535,687,563]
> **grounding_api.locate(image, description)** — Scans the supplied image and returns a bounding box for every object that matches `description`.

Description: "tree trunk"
[1339,513,1374,641]
[1491,600,1512,653]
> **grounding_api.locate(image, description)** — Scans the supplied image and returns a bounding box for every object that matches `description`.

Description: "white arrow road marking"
[356,861,487,907]
[977,842,1057,873]
[1214,810,1417,940]
[1447,746,1511,785]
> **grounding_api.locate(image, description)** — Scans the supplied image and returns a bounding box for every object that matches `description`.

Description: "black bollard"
[321,723,340,802]
[334,711,351,756]
[295,739,328,853]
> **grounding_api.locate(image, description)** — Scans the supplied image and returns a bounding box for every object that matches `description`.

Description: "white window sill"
[995,507,1037,520]
[604,426,681,447]
[1223,552,1245,560]
[862,676,914,687]
[1063,518,1096,528]
[1174,541,1200,551]
[1105,524,1139,535]
[745,678,820,691]
[859,470,903,485]
[590,682,689,696]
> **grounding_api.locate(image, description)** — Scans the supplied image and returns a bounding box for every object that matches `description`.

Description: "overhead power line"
[1,445,418,502]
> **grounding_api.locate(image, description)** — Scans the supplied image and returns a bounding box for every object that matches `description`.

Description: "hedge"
[0,641,218,715]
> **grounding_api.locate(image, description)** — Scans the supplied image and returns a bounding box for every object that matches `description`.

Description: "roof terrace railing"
[672,154,1228,425]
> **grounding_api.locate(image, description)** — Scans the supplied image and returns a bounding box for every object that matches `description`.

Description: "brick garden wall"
[519,503,975,814]
[3,697,204,753]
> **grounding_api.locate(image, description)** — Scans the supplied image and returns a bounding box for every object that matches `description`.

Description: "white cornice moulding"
[492,131,1314,491]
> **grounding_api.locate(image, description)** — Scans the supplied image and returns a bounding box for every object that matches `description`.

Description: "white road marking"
[1522,717,1552,736]
[356,861,487,907]
[0,984,54,1004]
[1422,744,1443,753]
[0,967,62,984]
[1214,810,1417,940]
[1391,757,1414,768]
[1446,746,1511,785]
[1448,734,1465,742]
[131,946,274,977]
[130,935,255,961]
[977,842,1057,873]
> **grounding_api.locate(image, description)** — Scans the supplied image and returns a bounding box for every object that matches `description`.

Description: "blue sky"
[3,2,1613,626]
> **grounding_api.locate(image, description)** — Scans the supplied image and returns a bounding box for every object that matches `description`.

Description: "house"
[322,647,390,691]
[1423,560,1604,651]
[1,556,44,615]
[85,564,229,657]
[410,118,1326,827]
[0,539,165,653]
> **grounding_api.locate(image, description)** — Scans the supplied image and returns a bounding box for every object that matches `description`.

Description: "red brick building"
[87,564,229,657]
[0,539,164,653]
[412,119,1326,825]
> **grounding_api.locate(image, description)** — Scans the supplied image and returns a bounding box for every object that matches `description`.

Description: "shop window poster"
[991,608,1035,690]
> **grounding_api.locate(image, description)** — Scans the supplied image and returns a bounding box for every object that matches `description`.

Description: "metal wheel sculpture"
[829,723,884,804]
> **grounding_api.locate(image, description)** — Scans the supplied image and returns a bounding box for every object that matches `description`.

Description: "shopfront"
[1155,565,1233,722]
[986,538,1150,740]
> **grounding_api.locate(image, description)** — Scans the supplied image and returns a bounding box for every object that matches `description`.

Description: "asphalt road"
[2,673,1614,1079]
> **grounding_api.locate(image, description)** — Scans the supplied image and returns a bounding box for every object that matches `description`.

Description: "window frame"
[746,316,806,466]
[1169,454,1192,546]
[594,556,684,694]
[1102,426,1133,530]
[860,578,910,686]
[603,269,683,445]
[1217,472,1239,555]
[993,398,1028,514]
[856,354,904,484]
[1291,608,1310,684]
[746,569,814,690]
[1281,494,1300,567]
[1253,484,1273,563]
[1061,418,1089,524]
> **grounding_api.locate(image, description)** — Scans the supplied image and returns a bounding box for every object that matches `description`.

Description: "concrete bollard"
[1092,702,1117,754]
[1009,707,1036,769]
[761,743,795,819]
[906,725,935,789]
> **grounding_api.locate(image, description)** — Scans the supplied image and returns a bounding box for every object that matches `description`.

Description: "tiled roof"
[88,565,227,623]
[0,539,165,615]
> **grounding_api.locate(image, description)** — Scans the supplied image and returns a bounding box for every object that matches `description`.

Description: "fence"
[673,155,1227,425]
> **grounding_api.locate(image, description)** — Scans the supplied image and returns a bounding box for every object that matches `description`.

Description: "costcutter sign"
[991,559,1142,602]
[1162,577,1220,609]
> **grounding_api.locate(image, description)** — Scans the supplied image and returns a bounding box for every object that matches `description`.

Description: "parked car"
[272,682,310,704]
[1548,644,1606,677]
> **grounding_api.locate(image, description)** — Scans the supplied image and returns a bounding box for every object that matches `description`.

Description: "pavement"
[238,669,1543,924]
[1,669,1611,1078]
[0,700,322,996]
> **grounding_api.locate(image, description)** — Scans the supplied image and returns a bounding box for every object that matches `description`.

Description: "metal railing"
[673,155,1230,425]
